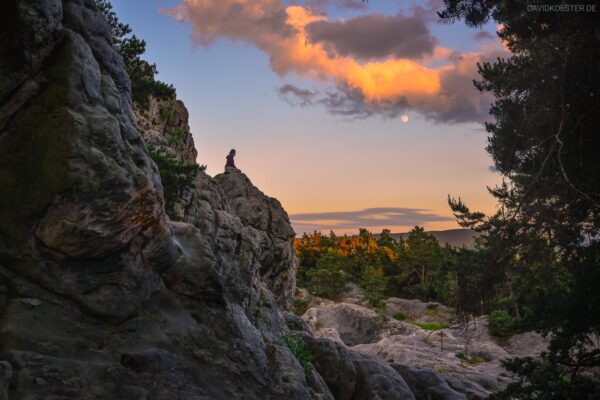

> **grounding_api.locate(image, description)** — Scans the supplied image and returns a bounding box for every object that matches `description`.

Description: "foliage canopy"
[440,0,600,397]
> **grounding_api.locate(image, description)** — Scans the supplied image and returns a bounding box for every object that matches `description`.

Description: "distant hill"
[391,229,478,248]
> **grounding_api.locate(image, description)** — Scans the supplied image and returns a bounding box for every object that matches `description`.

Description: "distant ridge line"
[391,229,478,248]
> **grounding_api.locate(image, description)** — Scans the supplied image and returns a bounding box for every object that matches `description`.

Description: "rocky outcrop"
[304,303,386,345]
[384,298,453,326]
[287,331,416,400]
[168,167,299,311]
[299,288,547,399]
[0,1,322,398]
[134,96,198,165]
[214,169,298,311]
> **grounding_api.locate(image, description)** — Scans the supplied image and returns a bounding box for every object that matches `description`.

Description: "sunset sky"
[112,0,505,235]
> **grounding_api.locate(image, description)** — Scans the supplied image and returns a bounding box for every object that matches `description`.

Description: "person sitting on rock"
[225,149,237,170]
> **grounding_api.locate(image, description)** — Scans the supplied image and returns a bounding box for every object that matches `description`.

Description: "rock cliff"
[0,1,426,399]
[214,170,298,311]
[134,96,197,166]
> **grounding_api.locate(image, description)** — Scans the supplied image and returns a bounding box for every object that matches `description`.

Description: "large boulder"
[384,298,453,325]
[301,299,418,346]
[291,332,416,400]
[303,303,384,346]
[391,365,467,400]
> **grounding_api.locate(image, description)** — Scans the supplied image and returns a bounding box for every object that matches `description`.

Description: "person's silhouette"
[225,149,237,170]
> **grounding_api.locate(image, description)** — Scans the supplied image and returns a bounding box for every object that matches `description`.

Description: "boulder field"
[298,285,547,399]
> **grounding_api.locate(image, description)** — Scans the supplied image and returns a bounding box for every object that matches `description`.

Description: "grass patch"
[314,319,322,332]
[455,351,486,365]
[282,335,314,374]
[393,311,406,321]
[168,127,185,144]
[425,309,437,317]
[294,298,310,316]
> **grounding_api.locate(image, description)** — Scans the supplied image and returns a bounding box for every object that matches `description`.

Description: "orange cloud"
[164,0,507,122]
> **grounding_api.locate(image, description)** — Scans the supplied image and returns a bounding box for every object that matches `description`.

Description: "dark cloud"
[290,207,455,233]
[421,49,504,123]
[305,0,367,12]
[474,31,495,41]
[319,84,409,119]
[278,84,319,107]
[278,83,409,120]
[305,12,437,60]
[319,85,373,118]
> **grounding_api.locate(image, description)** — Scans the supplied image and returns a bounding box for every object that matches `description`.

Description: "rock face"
[134,96,198,165]
[214,169,298,311]
[0,0,172,321]
[0,1,321,398]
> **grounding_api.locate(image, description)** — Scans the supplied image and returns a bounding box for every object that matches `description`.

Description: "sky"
[111,0,505,235]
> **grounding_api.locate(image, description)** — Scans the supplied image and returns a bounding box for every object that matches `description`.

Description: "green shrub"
[360,265,388,307]
[455,351,486,365]
[148,148,204,220]
[168,127,185,144]
[306,253,349,299]
[96,0,176,110]
[487,310,519,337]
[425,309,437,317]
[373,312,387,328]
[427,302,439,309]
[415,322,448,331]
[393,311,406,321]
[281,335,314,374]
[314,319,322,331]
[159,104,172,120]
[294,298,310,316]
[306,266,348,299]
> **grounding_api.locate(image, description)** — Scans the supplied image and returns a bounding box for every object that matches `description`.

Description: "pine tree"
[95,0,175,107]
[441,1,600,397]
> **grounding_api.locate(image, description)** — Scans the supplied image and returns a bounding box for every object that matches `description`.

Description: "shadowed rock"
[0,0,172,320]
[291,331,416,400]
